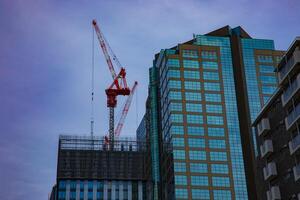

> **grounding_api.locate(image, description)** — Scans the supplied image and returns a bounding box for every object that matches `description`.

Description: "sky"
[0,0,299,199]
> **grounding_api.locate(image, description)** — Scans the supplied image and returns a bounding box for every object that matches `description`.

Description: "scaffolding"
[57,135,148,181]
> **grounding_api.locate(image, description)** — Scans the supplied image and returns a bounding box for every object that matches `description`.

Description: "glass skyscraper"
[139,26,284,199]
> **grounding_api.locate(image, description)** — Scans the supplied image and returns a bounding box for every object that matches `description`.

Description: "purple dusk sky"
[0,0,299,199]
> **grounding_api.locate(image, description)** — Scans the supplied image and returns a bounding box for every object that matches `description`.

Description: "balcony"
[289,134,300,155]
[263,162,277,181]
[281,74,300,107]
[266,186,281,200]
[257,118,271,137]
[260,140,273,159]
[285,103,300,131]
[293,163,300,182]
[278,49,300,84]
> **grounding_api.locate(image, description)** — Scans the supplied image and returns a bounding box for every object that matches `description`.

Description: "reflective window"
[207,115,224,125]
[192,189,210,199]
[174,162,186,172]
[183,60,199,69]
[185,81,201,90]
[202,61,218,69]
[175,175,188,185]
[211,164,229,174]
[173,137,185,147]
[261,85,277,94]
[190,163,208,173]
[59,180,66,189]
[187,114,203,124]
[260,75,277,84]
[58,192,66,199]
[189,150,206,160]
[257,55,273,63]
[169,80,182,89]
[170,125,184,135]
[259,65,275,73]
[201,51,217,60]
[70,181,76,189]
[174,150,185,160]
[184,70,200,79]
[187,126,204,136]
[205,93,222,102]
[166,58,180,68]
[182,49,198,58]
[210,151,227,161]
[170,102,183,111]
[204,82,220,91]
[186,103,202,112]
[185,92,201,101]
[175,188,188,198]
[207,127,225,137]
[203,71,219,80]
[169,91,182,100]
[209,139,226,149]
[206,104,223,113]
[212,176,230,187]
[213,190,232,200]
[191,176,209,186]
[171,114,183,123]
[188,138,205,148]
[167,69,181,78]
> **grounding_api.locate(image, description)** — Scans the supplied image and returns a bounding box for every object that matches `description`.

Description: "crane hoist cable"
[90,23,95,138]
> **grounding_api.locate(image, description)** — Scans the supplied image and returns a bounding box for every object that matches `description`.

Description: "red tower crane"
[104,81,138,144]
[92,19,136,150]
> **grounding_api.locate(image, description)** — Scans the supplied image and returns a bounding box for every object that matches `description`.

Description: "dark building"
[54,135,148,200]
[137,26,284,199]
[50,185,57,200]
[253,37,300,199]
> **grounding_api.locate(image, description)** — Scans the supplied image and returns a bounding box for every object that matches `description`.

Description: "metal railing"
[285,103,300,130]
[293,163,300,181]
[282,74,300,106]
[59,135,147,152]
[260,140,273,158]
[278,50,300,83]
[263,162,277,181]
[266,186,281,200]
[289,134,300,154]
[257,118,271,136]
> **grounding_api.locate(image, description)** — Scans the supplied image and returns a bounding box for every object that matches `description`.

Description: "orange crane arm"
[92,19,118,80]
[115,81,138,137]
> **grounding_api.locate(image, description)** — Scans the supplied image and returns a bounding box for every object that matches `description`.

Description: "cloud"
[1,0,299,199]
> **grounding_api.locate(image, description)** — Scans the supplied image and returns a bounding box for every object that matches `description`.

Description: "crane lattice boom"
[115,81,138,137]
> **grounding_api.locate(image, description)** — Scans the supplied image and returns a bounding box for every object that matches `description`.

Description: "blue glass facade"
[241,39,283,155]
[138,26,284,199]
[57,180,145,200]
[146,34,246,199]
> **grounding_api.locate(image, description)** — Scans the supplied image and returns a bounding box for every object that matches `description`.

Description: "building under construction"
[53,135,149,200]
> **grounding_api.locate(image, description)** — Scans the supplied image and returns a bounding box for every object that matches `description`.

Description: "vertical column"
[128,181,132,200]
[138,181,143,200]
[119,181,123,200]
[76,181,80,200]
[103,181,108,200]
[66,180,70,200]
[111,181,116,200]
[84,181,88,200]
[93,180,97,200]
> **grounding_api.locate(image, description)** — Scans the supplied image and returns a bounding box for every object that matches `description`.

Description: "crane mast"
[92,19,135,150]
